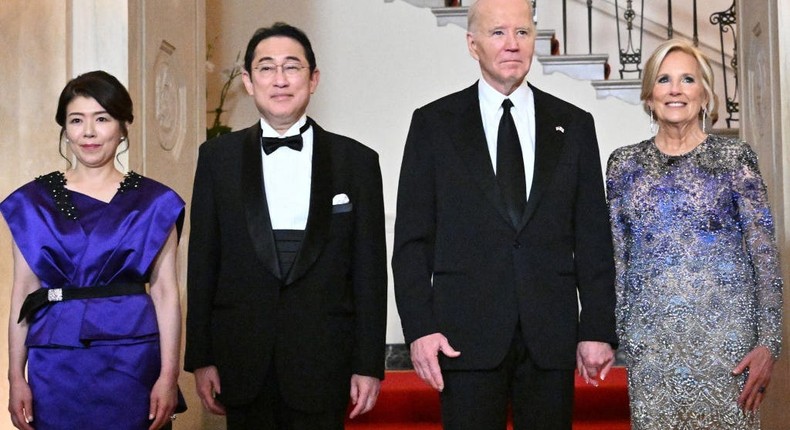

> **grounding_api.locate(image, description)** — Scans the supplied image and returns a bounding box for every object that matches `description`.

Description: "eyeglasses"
[253,62,309,78]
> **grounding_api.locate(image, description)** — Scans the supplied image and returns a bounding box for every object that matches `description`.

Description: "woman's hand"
[8,377,34,430]
[148,228,181,429]
[733,345,774,412]
[147,377,178,430]
[8,241,39,430]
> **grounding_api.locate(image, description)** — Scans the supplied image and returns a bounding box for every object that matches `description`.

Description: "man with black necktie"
[185,23,387,430]
[392,0,617,428]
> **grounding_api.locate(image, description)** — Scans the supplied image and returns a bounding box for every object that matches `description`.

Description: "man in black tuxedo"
[185,23,387,430]
[392,0,617,428]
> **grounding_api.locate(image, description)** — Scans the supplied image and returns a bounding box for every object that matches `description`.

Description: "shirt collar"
[478,78,533,114]
[259,115,308,138]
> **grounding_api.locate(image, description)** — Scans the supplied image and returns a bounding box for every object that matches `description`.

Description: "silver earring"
[702,108,707,134]
[649,110,657,135]
[120,136,127,143]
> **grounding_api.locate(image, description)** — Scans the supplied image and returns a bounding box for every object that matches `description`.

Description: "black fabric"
[19,282,146,323]
[186,118,388,409]
[225,361,344,430]
[392,82,617,371]
[273,229,305,276]
[496,99,527,227]
[176,388,188,413]
[440,326,574,430]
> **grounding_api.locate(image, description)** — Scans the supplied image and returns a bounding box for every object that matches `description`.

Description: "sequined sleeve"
[731,143,783,358]
[606,147,631,346]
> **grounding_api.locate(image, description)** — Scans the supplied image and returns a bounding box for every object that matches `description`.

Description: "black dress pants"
[440,327,574,430]
[225,362,345,430]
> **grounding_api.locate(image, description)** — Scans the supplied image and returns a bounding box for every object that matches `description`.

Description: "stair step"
[537,54,609,81]
[573,421,633,430]
[417,2,649,107]
[346,368,630,426]
[348,423,630,430]
[536,29,556,56]
[433,6,469,28]
[591,78,642,105]
[385,0,447,8]
[346,425,441,430]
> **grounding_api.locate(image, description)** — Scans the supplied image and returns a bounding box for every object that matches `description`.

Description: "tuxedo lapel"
[453,84,513,227]
[241,124,282,279]
[285,118,332,285]
[519,86,565,230]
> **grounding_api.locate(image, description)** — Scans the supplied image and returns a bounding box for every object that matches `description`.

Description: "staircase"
[345,368,631,429]
[385,0,737,111]
[386,0,635,104]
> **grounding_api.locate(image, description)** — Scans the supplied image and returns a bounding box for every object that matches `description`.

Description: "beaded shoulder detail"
[35,171,77,220]
[34,171,143,220]
[118,171,143,193]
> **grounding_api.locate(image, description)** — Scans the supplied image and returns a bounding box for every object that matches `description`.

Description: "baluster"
[587,0,593,54]
[667,0,673,38]
[562,0,568,54]
[532,0,537,24]
[710,1,738,128]
[615,0,645,78]
[692,0,699,46]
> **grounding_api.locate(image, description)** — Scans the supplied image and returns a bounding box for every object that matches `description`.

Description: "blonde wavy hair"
[640,38,719,125]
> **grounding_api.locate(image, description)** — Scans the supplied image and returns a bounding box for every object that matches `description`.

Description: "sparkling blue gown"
[606,135,783,429]
[0,171,184,430]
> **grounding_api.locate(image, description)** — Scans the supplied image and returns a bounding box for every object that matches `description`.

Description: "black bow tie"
[261,122,311,155]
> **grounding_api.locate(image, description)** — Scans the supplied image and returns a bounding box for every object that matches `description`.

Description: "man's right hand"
[194,366,226,415]
[410,333,461,392]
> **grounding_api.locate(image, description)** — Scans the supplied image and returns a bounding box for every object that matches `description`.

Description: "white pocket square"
[555,126,565,133]
[332,193,350,205]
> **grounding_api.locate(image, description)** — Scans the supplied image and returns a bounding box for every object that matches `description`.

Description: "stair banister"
[615,0,644,78]
[710,1,738,127]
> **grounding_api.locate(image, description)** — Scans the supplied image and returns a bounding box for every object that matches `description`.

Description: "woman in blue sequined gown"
[1,71,183,430]
[606,40,782,429]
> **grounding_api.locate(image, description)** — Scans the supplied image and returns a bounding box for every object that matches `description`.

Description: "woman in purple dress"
[1,71,184,430]
[606,39,782,429]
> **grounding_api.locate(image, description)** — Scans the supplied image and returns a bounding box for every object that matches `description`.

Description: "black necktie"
[261,122,311,155]
[496,99,526,227]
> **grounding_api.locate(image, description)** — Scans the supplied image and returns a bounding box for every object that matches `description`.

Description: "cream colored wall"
[127,0,205,428]
[70,0,128,80]
[765,0,790,425]
[207,0,651,344]
[0,3,69,429]
[0,2,69,193]
[737,0,790,427]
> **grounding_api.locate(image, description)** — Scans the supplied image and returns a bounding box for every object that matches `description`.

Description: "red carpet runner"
[346,367,630,430]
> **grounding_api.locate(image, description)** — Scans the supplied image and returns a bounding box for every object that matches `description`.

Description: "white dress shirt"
[478,78,536,200]
[260,115,312,230]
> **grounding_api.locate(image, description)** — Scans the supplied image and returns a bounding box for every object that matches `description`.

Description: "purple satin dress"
[0,172,184,430]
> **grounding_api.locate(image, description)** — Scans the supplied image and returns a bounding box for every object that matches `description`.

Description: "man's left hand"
[348,374,381,419]
[576,341,614,386]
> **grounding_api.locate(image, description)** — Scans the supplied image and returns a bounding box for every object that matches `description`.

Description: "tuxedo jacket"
[392,83,616,371]
[185,119,387,411]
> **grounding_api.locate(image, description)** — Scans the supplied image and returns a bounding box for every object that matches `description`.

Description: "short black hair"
[244,22,316,74]
[55,70,134,136]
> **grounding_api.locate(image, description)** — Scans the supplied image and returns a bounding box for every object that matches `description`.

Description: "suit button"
[513,241,521,249]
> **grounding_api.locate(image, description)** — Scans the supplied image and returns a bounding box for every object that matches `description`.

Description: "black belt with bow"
[18,282,147,323]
